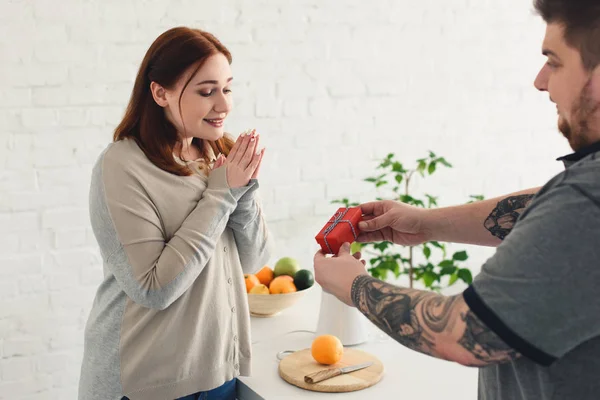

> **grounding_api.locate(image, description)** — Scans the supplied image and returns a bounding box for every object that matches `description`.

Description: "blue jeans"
[122,378,236,400]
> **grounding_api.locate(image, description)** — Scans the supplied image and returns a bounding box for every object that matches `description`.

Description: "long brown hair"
[114,27,235,176]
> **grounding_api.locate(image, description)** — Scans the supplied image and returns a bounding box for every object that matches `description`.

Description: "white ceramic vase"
[315,291,370,346]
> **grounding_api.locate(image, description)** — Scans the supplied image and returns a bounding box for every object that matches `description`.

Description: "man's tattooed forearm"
[484,194,535,240]
[420,295,461,334]
[351,275,520,366]
[458,311,519,365]
[351,275,458,357]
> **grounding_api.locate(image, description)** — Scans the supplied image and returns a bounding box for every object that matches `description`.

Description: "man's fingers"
[359,201,381,217]
[356,231,384,243]
[358,214,388,232]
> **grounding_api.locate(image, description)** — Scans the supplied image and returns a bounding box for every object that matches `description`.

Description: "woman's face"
[159,53,234,142]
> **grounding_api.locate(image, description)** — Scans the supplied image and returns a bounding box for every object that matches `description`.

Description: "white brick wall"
[1,0,568,398]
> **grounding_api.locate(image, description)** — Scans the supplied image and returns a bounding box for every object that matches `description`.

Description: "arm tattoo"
[351,275,520,366]
[350,275,454,357]
[484,194,535,240]
[458,310,519,365]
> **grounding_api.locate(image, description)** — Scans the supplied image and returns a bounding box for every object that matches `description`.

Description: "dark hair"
[114,27,235,176]
[534,0,600,70]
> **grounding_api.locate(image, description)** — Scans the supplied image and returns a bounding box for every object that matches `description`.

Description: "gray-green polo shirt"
[463,141,600,400]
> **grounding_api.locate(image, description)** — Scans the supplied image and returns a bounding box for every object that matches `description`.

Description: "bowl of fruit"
[246,256,315,317]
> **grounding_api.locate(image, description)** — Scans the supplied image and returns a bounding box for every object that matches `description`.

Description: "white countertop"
[237,286,478,399]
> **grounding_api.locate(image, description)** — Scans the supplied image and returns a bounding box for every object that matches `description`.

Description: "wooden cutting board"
[278,348,384,393]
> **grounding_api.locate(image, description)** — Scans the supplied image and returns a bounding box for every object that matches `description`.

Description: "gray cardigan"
[78,138,273,400]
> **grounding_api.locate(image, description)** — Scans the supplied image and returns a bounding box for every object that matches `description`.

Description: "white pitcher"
[315,291,370,346]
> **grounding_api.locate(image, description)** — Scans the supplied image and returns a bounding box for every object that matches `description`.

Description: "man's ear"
[150,81,169,108]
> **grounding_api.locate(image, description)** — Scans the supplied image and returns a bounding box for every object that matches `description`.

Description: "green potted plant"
[332,152,483,292]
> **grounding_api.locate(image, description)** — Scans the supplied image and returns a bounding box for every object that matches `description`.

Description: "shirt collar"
[173,142,218,165]
[556,140,600,168]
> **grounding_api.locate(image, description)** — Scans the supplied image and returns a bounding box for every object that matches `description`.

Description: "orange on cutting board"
[269,276,297,294]
[255,266,274,287]
[244,274,260,293]
[311,334,344,365]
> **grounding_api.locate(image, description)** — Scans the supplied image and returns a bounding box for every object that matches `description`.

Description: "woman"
[79,27,273,400]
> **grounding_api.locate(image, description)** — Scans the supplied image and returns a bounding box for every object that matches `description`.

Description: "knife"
[304,362,374,384]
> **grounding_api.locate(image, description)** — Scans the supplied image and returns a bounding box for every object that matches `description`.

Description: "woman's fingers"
[251,148,265,179]
[213,154,224,169]
[221,128,265,187]
[227,132,244,162]
[249,148,265,178]
[229,129,251,163]
[240,130,258,168]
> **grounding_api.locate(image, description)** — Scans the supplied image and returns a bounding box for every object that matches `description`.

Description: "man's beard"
[559,78,600,151]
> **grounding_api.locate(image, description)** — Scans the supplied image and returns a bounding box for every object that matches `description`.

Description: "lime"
[294,269,314,291]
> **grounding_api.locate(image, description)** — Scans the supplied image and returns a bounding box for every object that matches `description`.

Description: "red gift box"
[315,207,363,255]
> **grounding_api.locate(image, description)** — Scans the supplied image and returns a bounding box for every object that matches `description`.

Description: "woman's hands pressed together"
[213,129,265,188]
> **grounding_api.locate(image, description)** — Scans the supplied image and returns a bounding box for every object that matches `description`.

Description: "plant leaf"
[399,194,414,204]
[350,242,363,254]
[452,251,468,261]
[392,162,404,173]
[423,246,431,259]
[449,272,459,285]
[392,262,401,277]
[467,194,485,204]
[428,162,437,175]
[374,241,393,252]
[417,160,427,176]
[440,266,457,275]
[457,268,473,284]
[438,157,453,168]
[425,194,438,207]
[413,199,425,207]
[423,271,437,287]
[438,260,454,268]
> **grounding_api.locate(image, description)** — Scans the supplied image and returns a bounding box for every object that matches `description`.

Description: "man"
[314,1,600,399]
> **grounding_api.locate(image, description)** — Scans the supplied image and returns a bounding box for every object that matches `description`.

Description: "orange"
[255,266,274,287]
[311,335,344,365]
[249,283,270,295]
[269,276,297,294]
[244,274,260,293]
